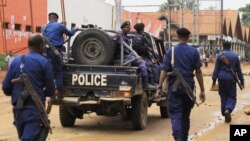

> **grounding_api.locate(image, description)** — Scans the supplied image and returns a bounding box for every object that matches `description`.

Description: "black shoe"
[149,77,157,86]
[144,83,156,89]
[175,138,183,141]
[142,77,156,89]
[224,109,232,123]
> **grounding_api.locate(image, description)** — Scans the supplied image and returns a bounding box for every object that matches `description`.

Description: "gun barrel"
[11,78,22,84]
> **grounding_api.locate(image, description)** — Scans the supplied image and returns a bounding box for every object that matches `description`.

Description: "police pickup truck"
[51,28,168,130]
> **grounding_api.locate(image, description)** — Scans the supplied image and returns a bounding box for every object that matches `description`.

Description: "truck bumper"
[58,97,131,106]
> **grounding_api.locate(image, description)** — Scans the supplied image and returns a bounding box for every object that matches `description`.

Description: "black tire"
[59,106,76,127]
[160,106,169,118]
[72,28,115,65]
[131,94,148,130]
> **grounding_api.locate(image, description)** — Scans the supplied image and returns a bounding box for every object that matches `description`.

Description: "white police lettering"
[72,74,107,86]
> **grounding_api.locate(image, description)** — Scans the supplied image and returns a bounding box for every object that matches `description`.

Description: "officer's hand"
[151,59,156,64]
[156,89,162,96]
[199,91,206,103]
[61,22,67,26]
[74,27,79,31]
[147,47,153,52]
[136,56,143,60]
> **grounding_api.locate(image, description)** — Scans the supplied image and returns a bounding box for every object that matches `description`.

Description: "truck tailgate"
[62,64,138,90]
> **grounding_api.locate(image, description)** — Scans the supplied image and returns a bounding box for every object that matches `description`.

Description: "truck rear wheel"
[59,106,76,127]
[72,28,115,65]
[131,94,148,130]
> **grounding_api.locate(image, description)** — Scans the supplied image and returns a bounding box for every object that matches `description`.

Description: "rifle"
[44,37,62,60]
[142,33,159,63]
[11,74,52,134]
[219,56,244,90]
[168,68,200,106]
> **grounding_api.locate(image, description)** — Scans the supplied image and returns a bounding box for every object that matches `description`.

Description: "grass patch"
[0,54,7,70]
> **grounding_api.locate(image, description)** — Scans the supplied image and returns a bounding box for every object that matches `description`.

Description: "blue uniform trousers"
[47,47,63,88]
[168,84,195,141]
[13,106,43,141]
[145,59,160,83]
[123,54,149,77]
[218,79,237,115]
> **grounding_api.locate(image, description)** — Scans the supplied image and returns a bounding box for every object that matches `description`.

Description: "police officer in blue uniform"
[114,21,132,59]
[212,41,244,123]
[43,12,77,97]
[157,28,205,141]
[133,23,160,86]
[2,34,55,141]
[114,21,155,89]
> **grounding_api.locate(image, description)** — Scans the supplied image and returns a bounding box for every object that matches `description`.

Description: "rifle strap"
[171,46,175,68]
[20,55,26,73]
[15,55,27,108]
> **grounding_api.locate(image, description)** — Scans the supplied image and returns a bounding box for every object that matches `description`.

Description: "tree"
[159,2,169,12]
[239,4,250,27]
[159,0,195,12]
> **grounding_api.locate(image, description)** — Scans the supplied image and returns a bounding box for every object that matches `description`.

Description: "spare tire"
[72,28,115,65]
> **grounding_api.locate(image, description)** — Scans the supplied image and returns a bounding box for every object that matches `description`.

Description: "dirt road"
[0,63,250,141]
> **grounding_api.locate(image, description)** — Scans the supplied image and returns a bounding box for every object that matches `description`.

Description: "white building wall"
[48,0,113,30]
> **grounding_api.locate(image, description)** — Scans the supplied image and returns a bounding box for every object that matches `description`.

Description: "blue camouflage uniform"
[133,33,160,81]
[115,32,149,78]
[162,43,202,141]
[2,51,54,141]
[133,33,150,58]
[43,20,77,88]
[212,50,244,116]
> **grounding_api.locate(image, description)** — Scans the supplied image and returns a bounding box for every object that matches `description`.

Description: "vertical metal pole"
[0,0,7,53]
[60,0,66,25]
[192,0,195,45]
[115,0,122,30]
[112,6,114,29]
[221,0,223,46]
[29,0,34,33]
[197,0,200,45]
[168,4,171,48]
[179,0,183,28]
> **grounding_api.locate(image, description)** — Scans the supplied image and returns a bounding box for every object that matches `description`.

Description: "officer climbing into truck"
[114,21,155,89]
[42,12,78,99]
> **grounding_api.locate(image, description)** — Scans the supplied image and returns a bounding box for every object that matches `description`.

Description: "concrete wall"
[48,0,113,30]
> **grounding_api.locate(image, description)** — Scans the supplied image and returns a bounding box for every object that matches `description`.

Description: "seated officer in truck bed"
[114,21,155,89]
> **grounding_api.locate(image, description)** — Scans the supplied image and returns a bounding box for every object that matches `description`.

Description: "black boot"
[149,77,157,86]
[224,109,232,123]
[175,138,183,141]
[142,77,156,89]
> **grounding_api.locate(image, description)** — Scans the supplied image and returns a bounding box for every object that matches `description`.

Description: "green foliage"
[239,4,250,27]
[159,2,169,12]
[0,54,7,70]
[183,0,195,9]
[158,0,195,12]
